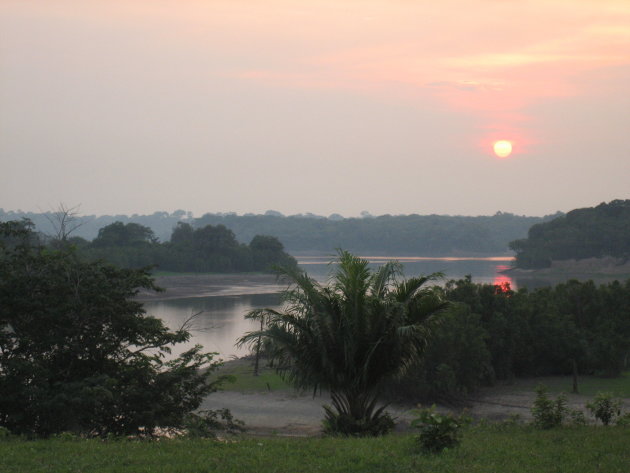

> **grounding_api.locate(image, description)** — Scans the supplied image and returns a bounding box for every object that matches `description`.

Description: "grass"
[217,358,291,392]
[506,372,630,398]
[2,426,630,472]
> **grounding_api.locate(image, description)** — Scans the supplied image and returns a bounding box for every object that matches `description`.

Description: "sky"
[1,0,629,218]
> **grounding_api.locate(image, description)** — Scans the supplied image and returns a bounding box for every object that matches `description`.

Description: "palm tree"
[238,250,447,435]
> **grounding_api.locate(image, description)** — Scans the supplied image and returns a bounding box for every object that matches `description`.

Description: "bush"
[587,392,622,426]
[411,406,470,453]
[0,426,11,440]
[531,385,567,429]
[567,409,587,426]
[183,409,245,438]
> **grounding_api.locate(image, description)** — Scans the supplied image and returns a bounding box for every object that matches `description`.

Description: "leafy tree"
[238,251,447,436]
[92,221,156,247]
[0,222,224,437]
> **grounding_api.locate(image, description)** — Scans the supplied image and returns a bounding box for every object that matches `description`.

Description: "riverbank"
[506,256,630,281]
[208,358,630,436]
[136,273,285,301]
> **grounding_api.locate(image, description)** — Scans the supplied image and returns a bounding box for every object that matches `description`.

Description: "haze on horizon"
[1,0,629,218]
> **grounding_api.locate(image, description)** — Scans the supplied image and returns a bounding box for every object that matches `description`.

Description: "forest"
[510,199,630,268]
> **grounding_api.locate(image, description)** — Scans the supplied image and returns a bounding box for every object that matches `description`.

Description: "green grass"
[218,359,291,392]
[2,426,630,472]
[508,372,630,398]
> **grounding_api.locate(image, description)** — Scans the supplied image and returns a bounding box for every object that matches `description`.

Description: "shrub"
[587,392,622,426]
[531,385,567,429]
[614,412,630,426]
[0,426,11,440]
[411,406,470,453]
[183,409,245,438]
[567,409,587,426]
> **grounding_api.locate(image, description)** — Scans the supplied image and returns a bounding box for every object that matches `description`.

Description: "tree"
[92,221,156,247]
[238,251,447,436]
[43,203,85,247]
[0,221,224,437]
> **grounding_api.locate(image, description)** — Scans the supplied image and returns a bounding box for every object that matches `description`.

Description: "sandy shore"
[136,273,286,301]
[205,361,630,436]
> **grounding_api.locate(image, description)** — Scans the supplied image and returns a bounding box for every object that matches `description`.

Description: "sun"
[493,140,513,158]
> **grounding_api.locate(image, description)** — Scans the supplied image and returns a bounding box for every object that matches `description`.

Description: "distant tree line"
[0,208,556,255]
[66,221,297,273]
[510,200,630,268]
[194,211,554,255]
[391,276,630,402]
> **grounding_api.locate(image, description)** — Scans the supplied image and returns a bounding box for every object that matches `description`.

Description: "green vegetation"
[493,372,630,398]
[510,199,630,268]
[195,210,550,255]
[1,208,554,255]
[411,406,470,453]
[2,427,630,472]
[238,251,447,435]
[217,360,290,392]
[0,221,228,437]
[67,220,296,273]
[385,276,630,401]
[586,392,623,426]
[531,385,568,429]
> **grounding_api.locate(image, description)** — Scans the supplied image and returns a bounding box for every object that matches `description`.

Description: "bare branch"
[43,203,85,242]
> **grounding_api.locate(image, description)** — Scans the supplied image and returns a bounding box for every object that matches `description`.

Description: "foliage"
[80,221,297,273]
[411,406,470,453]
[238,251,447,436]
[614,412,630,426]
[510,199,630,268]
[387,304,492,402]
[568,409,588,426]
[586,392,623,426]
[443,276,630,381]
[0,222,226,437]
[531,385,568,429]
[183,409,245,438]
[2,208,553,255]
[195,211,551,255]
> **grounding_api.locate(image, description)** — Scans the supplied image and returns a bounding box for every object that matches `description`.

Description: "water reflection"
[143,257,517,358]
[300,256,515,288]
[143,293,281,360]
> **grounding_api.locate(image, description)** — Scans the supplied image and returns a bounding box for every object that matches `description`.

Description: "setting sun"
[493,140,513,158]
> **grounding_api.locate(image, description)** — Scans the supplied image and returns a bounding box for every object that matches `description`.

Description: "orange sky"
[1,0,629,216]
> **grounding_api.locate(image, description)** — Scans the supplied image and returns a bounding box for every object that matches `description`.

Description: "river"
[142,256,515,359]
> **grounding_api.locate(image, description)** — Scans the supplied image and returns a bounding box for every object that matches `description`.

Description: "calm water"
[142,256,515,359]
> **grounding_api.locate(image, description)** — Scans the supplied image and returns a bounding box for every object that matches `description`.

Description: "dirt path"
[202,384,630,436]
[201,390,417,436]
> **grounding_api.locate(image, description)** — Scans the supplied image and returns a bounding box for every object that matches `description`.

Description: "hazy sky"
[2,0,629,217]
